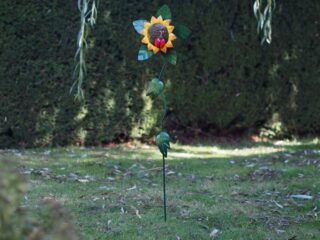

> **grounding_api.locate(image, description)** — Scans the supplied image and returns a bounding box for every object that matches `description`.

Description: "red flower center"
[154,38,166,48]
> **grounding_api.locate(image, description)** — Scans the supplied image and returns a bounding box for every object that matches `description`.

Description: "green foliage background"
[0,0,319,147]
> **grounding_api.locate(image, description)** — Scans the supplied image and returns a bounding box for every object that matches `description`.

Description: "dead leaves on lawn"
[20,167,96,183]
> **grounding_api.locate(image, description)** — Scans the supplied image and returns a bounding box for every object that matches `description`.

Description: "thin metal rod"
[159,54,167,222]
[158,56,167,80]
[160,93,167,130]
[162,154,167,221]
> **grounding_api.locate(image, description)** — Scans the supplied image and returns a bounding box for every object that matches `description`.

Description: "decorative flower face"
[133,4,190,65]
[141,16,176,54]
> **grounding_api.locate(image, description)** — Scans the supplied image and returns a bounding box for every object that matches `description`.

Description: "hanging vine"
[253,0,276,45]
[71,0,99,100]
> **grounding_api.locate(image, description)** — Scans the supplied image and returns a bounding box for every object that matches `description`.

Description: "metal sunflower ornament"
[141,16,176,54]
[133,4,190,221]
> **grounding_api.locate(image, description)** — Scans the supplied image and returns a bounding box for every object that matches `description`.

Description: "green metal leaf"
[156,5,172,20]
[138,45,153,61]
[147,78,164,98]
[133,20,146,34]
[174,25,191,40]
[156,132,170,157]
[164,49,177,65]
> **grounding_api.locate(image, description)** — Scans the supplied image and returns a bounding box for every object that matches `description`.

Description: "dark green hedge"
[0,0,319,147]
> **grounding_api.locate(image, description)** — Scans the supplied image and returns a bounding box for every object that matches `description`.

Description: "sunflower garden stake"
[133,5,190,221]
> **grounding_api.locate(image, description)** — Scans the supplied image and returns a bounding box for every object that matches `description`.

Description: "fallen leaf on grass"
[276,229,286,234]
[246,163,256,168]
[249,168,276,180]
[127,185,137,191]
[26,168,52,179]
[43,150,51,156]
[73,174,94,183]
[273,200,284,209]
[41,195,56,202]
[121,207,125,214]
[77,179,90,183]
[98,186,113,190]
[131,206,142,219]
[135,210,142,219]
[290,194,313,200]
[124,164,150,179]
[20,167,34,175]
[166,171,175,176]
[179,209,190,218]
[92,197,100,201]
[210,228,220,238]
[188,174,197,182]
[12,150,22,157]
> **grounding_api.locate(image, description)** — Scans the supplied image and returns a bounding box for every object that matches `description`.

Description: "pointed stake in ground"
[162,154,167,221]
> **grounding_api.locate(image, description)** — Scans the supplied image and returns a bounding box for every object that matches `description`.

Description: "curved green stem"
[158,54,167,79]
[159,55,168,131]
[160,93,167,131]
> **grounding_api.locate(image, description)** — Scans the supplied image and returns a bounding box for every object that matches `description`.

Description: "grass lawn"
[1,140,320,239]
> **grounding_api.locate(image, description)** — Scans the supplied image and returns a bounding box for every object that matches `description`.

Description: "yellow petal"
[144,22,151,28]
[165,41,173,48]
[160,46,167,53]
[169,33,177,41]
[152,46,159,54]
[150,16,157,24]
[167,25,174,33]
[142,36,149,44]
[157,16,163,22]
[147,43,153,51]
[163,20,171,26]
[142,29,148,36]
